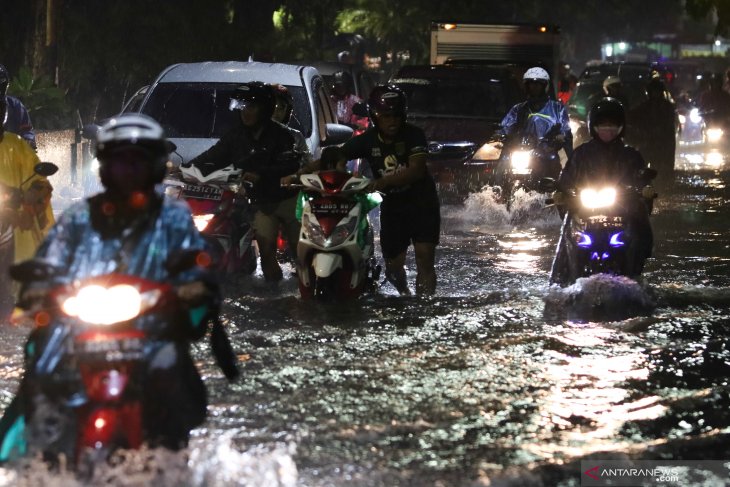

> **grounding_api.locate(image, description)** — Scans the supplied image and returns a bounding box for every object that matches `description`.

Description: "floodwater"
[0,134,728,485]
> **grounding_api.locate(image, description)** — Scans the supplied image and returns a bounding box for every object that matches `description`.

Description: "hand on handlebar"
[241,172,260,184]
[280,174,300,187]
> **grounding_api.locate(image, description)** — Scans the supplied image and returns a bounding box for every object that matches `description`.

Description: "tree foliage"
[8,67,72,129]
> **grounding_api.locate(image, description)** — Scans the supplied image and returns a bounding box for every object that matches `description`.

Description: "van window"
[142,82,312,138]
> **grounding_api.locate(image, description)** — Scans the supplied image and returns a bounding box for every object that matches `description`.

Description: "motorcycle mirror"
[82,123,101,140]
[9,259,63,283]
[538,177,557,193]
[34,162,59,177]
[166,248,209,276]
[352,102,368,118]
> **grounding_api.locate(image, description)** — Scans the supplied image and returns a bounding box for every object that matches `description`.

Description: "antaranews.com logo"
[580,460,729,486]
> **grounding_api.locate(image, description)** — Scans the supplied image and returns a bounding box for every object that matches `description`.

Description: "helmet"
[229,82,275,120]
[367,84,407,122]
[0,64,9,96]
[603,76,621,92]
[523,67,550,84]
[645,78,665,97]
[271,83,294,124]
[333,71,354,92]
[588,97,625,138]
[96,113,172,188]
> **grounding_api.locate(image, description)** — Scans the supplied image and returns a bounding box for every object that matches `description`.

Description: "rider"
[329,71,368,132]
[270,83,312,165]
[497,66,573,179]
[554,97,655,282]
[0,95,53,318]
[333,84,439,295]
[188,81,301,283]
[0,64,36,150]
[0,114,221,457]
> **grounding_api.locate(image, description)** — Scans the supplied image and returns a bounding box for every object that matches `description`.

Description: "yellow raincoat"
[0,132,55,263]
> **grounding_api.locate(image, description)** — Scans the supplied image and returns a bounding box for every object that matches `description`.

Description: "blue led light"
[576,232,593,248]
[609,232,625,247]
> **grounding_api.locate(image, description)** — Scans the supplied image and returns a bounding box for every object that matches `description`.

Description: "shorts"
[252,196,300,249]
[379,203,440,259]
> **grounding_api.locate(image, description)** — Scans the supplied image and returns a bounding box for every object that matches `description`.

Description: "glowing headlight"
[689,108,702,124]
[510,150,532,175]
[61,284,155,325]
[193,214,214,232]
[579,187,616,209]
[678,114,686,125]
[472,142,502,161]
[707,127,723,142]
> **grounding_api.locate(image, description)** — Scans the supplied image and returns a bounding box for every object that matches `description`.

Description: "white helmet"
[523,67,550,84]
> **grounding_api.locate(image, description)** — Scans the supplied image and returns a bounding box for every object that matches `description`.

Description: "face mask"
[596,125,622,142]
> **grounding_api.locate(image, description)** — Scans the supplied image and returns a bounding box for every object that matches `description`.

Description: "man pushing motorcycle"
[0,114,235,465]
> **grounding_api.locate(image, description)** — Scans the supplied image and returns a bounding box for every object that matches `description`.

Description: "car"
[391,64,523,199]
[136,61,352,165]
[307,61,380,100]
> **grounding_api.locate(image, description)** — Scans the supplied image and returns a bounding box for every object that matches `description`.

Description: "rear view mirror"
[323,123,354,146]
[352,102,368,118]
[34,162,59,177]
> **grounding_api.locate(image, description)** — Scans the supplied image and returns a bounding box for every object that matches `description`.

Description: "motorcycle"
[543,171,657,286]
[3,249,237,471]
[163,164,257,275]
[295,170,380,300]
[494,125,563,211]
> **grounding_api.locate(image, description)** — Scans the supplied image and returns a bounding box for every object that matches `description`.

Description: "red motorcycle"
[164,164,257,275]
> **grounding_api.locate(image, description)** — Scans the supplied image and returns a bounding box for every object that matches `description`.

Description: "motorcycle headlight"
[60,284,159,325]
[678,114,686,125]
[689,108,702,124]
[472,142,502,161]
[707,127,723,142]
[510,150,532,175]
[193,214,214,232]
[579,187,616,209]
[302,214,357,248]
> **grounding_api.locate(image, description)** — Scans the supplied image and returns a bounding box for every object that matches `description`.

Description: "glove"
[641,185,657,200]
[551,190,566,206]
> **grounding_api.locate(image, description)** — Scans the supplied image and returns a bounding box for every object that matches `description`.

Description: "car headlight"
[60,284,159,325]
[472,142,502,161]
[193,214,214,232]
[689,108,702,124]
[707,127,723,142]
[510,150,532,175]
[579,187,616,209]
[678,114,686,125]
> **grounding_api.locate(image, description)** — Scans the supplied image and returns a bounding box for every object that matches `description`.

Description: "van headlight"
[707,127,723,142]
[472,142,502,161]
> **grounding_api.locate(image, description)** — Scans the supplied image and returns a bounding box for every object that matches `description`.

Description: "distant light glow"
[618,42,627,50]
[706,152,724,166]
[605,45,613,57]
[715,39,722,47]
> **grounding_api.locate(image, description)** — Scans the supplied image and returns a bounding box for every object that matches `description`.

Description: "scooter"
[3,250,236,471]
[494,126,563,211]
[163,164,257,275]
[543,171,657,286]
[296,170,380,300]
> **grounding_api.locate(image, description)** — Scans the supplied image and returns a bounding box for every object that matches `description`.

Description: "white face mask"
[595,124,622,142]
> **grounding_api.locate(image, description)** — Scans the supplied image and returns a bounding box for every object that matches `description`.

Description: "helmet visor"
[229,98,251,111]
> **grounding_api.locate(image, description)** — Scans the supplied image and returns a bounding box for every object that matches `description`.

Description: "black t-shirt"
[341,123,438,209]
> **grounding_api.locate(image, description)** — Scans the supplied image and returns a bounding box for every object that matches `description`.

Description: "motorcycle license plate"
[587,215,623,225]
[310,201,355,215]
[75,336,144,361]
[182,184,223,201]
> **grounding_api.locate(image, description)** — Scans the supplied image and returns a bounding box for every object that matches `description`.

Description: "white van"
[137,61,353,165]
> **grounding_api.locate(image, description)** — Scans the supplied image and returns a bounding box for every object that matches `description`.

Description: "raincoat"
[4,97,36,150]
[499,98,573,157]
[0,132,54,263]
[0,195,215,462]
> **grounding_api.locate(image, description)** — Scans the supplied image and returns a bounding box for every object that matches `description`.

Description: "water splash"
[543,274,656,322]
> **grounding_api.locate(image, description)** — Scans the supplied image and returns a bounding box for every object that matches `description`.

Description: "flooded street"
[1,137,729,485]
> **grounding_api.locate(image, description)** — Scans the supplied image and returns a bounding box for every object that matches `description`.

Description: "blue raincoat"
[499,99,573,156]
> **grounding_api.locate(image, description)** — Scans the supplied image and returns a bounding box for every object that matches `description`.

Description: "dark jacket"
[559,138,648,191]
[189,120,299,204]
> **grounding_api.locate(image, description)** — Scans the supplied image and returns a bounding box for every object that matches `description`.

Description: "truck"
[430,22,561,92]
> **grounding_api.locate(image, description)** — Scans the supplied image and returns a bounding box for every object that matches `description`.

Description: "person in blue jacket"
[0,114,229,461]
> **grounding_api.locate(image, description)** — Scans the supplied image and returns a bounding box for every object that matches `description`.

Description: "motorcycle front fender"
[312,253,343,278]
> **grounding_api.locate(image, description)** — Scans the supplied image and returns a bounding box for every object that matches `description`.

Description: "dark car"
[391,65,523,199]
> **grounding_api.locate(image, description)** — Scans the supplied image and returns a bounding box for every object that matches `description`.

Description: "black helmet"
[367,84,407,122]
[271,83,294,124]
[96,113,172,188]
[588,97,625,138]
[0,64,9,96]
[333,71,354,91]
[229,81,275,121]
